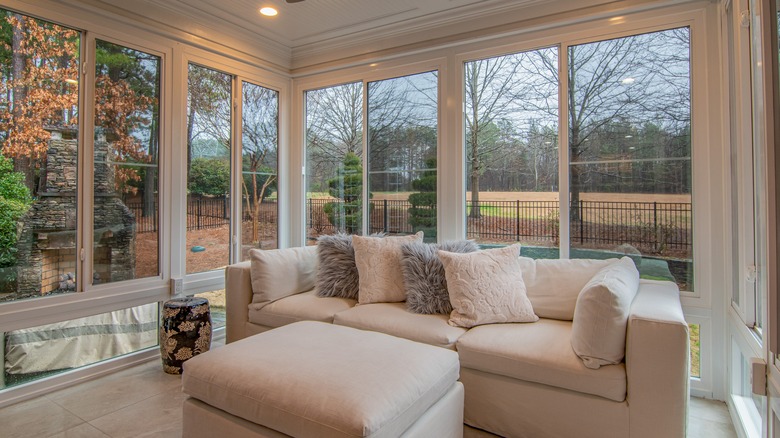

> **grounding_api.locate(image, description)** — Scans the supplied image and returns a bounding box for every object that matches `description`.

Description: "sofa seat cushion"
[333,303,467,350]
[248,289,356,328]
[182,321,461,438]
[456,318,627,402]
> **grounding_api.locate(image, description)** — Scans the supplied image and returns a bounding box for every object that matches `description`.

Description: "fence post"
[383,199,389,233]
[308,198,313,228]
[516,200,520,241]
[653,201,658,252]
[224,195,229,220]
[579,202,584,244]
[197,197,202,230]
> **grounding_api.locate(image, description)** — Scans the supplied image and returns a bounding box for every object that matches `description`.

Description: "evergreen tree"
[408,158,437,241]
[323,152,363,234]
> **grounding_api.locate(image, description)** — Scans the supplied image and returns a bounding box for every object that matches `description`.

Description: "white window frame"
[291,2,724,397]
[293,58,447,245]
[0,0,290,407]
[177,46,290,296]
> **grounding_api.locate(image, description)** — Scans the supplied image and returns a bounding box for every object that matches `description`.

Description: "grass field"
[690,323,701,378]
[365,191,692,203]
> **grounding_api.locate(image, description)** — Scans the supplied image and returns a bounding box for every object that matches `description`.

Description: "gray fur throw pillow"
[401,240,480,314]
[315,233,360,299]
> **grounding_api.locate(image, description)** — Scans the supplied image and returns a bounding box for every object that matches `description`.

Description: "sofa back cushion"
[571,256,640,369]
[353,232,424,304]
[519,257,616,320]
[315,233,360,299]
[249,246,318,307]
[400,240,480,315]
[440,244,538,328]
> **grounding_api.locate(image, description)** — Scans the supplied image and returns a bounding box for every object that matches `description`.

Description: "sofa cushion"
[518,256,616,321]
[439,245,538,328]
[571,256,640,369]
[182,321,460,438]
[400,240,480,315]
[333,303,467,350]
[316,233,360,299]
[353,232,424,304]
[249,246,318,307]
[456,319,627,402]
[248,289,356,328]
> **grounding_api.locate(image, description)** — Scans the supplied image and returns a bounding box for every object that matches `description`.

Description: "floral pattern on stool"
[160,297,211,374]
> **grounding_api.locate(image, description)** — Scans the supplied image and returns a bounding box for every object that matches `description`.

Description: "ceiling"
[68,0,629,72]
[144,0,535,49]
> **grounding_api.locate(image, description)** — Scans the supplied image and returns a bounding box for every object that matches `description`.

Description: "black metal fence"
[127,197,278,234]
[306,198,692,255]
[127,196,691,255]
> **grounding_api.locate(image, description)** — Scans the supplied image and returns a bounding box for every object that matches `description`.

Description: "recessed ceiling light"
[260,7,278,16]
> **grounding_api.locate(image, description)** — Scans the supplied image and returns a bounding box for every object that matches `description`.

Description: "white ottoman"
[181,321,464,438]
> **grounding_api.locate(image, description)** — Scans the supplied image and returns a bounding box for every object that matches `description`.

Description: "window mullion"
[559,43,571,259]
[362,80,369,236]
[80,33,95,292]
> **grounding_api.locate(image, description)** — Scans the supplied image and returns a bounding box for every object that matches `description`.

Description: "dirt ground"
[132,222,278,278]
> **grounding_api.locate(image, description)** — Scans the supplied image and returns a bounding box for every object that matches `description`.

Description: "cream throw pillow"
[438,244,538,328]
[518,257,616,321]
[353,232,424,304]
[249,246,318,307]
[571,256,640,369]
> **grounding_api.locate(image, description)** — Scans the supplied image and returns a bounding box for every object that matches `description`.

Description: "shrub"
[0,155,32,268]
[189,157,230,196]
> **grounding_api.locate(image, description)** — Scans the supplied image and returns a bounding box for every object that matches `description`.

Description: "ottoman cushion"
[182,321,460,438]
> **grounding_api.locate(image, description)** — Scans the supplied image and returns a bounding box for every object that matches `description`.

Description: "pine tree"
[323,152,363,234]
[408,158,436,241]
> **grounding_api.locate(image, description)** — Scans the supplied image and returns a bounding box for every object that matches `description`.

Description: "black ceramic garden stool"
[160,297,212,375]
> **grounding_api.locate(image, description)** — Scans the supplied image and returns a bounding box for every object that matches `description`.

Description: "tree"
[0,13,79,194]
[305,82,363,192]
[465,48,558,218]
[407,158,437,241]
[0,154,31,268]
[323,152,362,234]
[567,29,691,219]
[95,40,161,216]
[241,83,278,245]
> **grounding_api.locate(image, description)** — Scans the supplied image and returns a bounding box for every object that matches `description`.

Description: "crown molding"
[58,0,292,74]
[289,0,690,74]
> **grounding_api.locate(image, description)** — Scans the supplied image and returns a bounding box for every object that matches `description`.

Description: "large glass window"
[93,40,161,285]
[567,28,692,290]
[240,82,279,258]
[0,10,80,302]
[305,82,364,241]
[368,71,438,241]
[464,47,560,252]
[186,64,232,274]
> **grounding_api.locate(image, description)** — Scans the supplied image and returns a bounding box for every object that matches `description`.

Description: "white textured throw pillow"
[571,256,640,369]
[249,246,318,307]
[353,232,424,304]
[439,244,538,328]
[519,257,616,321]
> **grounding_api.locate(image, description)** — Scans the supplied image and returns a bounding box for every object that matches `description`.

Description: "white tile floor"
[0,336,738,438]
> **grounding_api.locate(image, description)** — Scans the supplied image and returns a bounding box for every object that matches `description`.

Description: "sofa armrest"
[225,261,252,344]
[626,280,689,438]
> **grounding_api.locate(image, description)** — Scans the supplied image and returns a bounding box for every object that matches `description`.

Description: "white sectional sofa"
[225,245,689,438]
